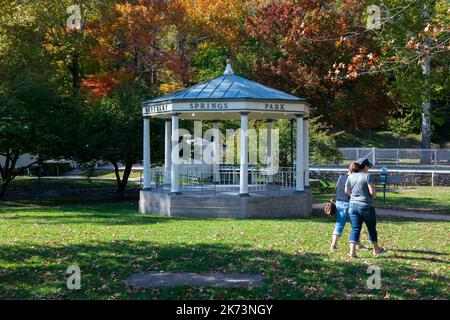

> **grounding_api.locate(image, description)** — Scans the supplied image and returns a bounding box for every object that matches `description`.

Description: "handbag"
[324,197,336,217]
[324,175,341,217]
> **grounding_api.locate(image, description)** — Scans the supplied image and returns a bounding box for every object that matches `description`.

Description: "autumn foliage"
[79,0,447,132]
[243,0,394,130]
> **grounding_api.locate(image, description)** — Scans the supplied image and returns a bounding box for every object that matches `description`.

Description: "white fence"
[148,166,297,194]
[339,148,450,165]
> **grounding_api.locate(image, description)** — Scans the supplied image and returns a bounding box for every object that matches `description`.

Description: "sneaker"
[374,248,388,256]
[329,245,337,251]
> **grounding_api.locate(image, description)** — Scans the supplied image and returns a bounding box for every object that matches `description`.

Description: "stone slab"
[126,272,263,288]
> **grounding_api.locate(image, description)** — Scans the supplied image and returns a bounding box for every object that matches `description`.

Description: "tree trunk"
[111,161,123,198]
[71,51,80,97]
[0,178,12,200]
[38,158,42,181]
[420,2,432,163]
[69,30,81,97]
[112,160,133,199]
[0,150,19,200]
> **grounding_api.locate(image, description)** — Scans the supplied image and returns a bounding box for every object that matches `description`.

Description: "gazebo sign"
[144,104,170,114]
[189,102,229,110]
[142,100,307,117]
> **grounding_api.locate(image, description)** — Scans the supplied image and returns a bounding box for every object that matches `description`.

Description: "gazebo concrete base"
[139,189,312,218]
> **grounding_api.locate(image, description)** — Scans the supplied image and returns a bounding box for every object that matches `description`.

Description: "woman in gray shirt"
[345,158,387,258]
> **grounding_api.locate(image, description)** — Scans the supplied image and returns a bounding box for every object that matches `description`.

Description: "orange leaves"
[335,47,380,80]
[82,72,121,101]
[406,35,420,50]
[83,0,178,97]
[175,0,247,47]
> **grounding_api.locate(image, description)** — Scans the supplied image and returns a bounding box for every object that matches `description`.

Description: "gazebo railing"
[148,166,297,194]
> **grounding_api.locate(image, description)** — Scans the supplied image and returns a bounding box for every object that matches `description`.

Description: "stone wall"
[140,190,312,218]
[310,170,450,186]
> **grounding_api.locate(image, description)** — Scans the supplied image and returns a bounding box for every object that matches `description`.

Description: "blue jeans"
[333,201,350,236]
[349,202,378,244]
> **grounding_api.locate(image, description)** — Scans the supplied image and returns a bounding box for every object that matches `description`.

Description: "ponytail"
[350,162,360,173]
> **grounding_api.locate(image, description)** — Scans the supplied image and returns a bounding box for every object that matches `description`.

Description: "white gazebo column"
[267,120,273,183]
[170,113,181,194]
[295,115,305,192]
[239,112,249,196]
[164,120,171,186]
[143,117,151,190]
[303,118,310,188]
[213,122,221,183]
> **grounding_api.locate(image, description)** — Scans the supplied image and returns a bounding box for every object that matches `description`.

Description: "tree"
[77,81,164,197]
[17,0,103,98]
[387,115,414,145]
[0,1,72,199]
[0,74,67,199]
[243,0,397,130]
[273,118,343,166]
[78,0,175,197]
[334,0,449,158]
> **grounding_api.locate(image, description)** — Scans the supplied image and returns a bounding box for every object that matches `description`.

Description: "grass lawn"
[312,185,450,215]
[0,200,448,300]
[93,171,142,179]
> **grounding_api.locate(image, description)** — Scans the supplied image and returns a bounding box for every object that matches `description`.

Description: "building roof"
[143,63,304,104]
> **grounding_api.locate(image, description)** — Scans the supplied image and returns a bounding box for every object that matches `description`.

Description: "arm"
[345,185,351,195]
[367,174,376,199]
[368,183,376,200]
[345,177,351,195]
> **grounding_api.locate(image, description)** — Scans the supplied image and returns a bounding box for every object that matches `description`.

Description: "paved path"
[126,272,263,288]
[313,203,450,221]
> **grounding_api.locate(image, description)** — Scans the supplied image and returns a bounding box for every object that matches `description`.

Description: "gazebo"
[139,61,312,218]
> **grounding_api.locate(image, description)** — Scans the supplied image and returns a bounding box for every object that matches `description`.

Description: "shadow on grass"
[1,200,443,227]
[393,249,449,256]
[2,213,327,227]
[0,197,138,209]
[313,209,446,225]
[0,241,448,300]
[382,199,449,214]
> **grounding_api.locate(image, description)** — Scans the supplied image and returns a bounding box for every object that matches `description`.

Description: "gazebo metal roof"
[143,64,305,104]
[144,74,305,103]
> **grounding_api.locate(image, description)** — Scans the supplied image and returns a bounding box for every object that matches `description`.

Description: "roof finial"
[224,58,234,75]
